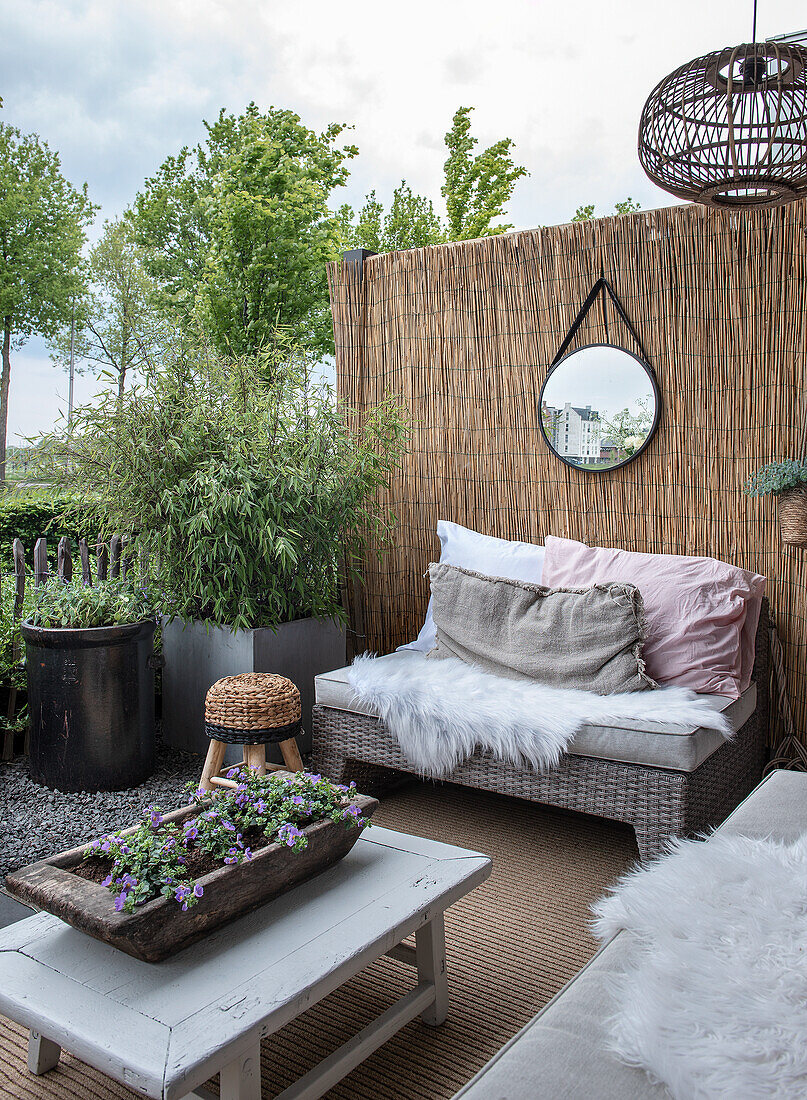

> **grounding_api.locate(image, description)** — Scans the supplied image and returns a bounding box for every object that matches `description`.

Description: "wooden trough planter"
[6,793,378,963]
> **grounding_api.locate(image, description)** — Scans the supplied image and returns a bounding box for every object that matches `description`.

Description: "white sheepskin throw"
[592,833,807,1099]
[347,652,732,777]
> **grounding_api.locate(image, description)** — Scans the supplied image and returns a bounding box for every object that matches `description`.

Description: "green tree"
[51,218,170,400]
[572,198,641,222]
[345,107,526,254]
[601,397,653,457]
[442,106,527,240]
[344,181,445,253]
[0,124,95,481]
[129,104,357,358]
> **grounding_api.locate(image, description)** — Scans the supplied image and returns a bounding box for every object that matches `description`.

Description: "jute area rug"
[0,781,637,1099]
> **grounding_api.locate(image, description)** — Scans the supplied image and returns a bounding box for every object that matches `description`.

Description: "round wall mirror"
[539,344,660,472]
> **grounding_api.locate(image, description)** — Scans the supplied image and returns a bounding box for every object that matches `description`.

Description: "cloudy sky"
[2,0,805,442]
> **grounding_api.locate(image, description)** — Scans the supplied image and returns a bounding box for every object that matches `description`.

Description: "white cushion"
[314,652,756,773]
[398,520,545,653]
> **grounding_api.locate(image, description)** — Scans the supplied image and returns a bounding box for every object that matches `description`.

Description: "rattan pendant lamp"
[638,4,807,209]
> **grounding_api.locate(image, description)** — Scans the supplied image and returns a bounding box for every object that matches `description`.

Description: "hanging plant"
[746,460,807,548]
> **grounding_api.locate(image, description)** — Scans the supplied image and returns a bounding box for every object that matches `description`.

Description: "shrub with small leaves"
[28,577,157,629]
[84,770,367,913]
[745,460,807,497]
[38,337,408,631]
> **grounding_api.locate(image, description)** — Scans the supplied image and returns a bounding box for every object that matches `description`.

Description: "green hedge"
[0,497,98,568]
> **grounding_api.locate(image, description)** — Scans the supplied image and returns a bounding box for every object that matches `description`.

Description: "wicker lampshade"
[638,41,807,209]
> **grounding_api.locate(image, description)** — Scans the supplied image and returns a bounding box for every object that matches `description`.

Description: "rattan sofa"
[311,603,770,861]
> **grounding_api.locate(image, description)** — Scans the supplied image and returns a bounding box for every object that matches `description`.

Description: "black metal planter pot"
[22,620,156,793]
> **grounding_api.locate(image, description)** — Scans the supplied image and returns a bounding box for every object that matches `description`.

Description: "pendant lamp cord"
[751,0,758,43]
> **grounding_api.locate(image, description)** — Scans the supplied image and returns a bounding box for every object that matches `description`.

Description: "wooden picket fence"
[1,534,135,761]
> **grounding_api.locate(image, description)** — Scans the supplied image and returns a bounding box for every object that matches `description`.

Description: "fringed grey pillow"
[427,561,655,694]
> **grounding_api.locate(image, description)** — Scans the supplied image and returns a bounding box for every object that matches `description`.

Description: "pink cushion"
[542,537,766,698]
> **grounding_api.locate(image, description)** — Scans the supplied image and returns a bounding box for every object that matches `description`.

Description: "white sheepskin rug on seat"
[347,652,732,777]
[592,833,807,1099]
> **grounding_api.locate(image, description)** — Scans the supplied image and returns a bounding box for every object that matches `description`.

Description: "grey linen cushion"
[427,561,655,694]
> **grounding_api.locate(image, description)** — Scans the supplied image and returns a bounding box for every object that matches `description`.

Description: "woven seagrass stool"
[199,673,304,792]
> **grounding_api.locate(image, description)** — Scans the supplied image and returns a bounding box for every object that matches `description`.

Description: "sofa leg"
[311,742,350,784]
[633,821,672,863]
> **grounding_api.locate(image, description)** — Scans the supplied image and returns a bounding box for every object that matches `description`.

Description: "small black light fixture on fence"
[638,4,807,210]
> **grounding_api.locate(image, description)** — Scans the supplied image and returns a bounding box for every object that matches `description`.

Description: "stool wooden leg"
[200,740,227,792]
[279,737,304,772]
[244,743,266,775]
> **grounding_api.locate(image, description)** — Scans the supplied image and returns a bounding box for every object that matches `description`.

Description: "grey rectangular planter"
[161,617,345,759]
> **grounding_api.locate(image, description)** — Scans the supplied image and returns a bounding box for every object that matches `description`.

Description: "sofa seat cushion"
[314,653,756,773]
[715,768,807,841]
[452,933,669,1100]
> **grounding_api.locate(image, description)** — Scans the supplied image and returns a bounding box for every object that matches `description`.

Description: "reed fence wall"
[328,201,807,745]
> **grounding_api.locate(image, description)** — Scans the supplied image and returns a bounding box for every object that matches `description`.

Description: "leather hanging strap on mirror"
[550,278,655,379]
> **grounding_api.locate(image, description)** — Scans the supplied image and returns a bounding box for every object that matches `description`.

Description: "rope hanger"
[550,277,654,376]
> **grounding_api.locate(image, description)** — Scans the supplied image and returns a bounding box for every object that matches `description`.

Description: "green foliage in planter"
[28,578,156,629]
[40,337,408,630]
[0,572,34,737]
[745,460,807,497]
[85,770,367,913]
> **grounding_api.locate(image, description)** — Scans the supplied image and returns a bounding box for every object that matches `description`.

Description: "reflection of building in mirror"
[542,402,603,466]
[541,396,654,469]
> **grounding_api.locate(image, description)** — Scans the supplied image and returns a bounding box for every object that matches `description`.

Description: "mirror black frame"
[538,342,661,473]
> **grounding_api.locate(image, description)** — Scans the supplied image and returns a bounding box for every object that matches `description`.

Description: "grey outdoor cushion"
[452,770,807,1100]
[452,934,671,1100]
[427,562,655,694]
[314,653,755,773]
[716,767,807,842]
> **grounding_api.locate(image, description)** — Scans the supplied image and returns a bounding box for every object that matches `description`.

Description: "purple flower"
[226,768,239,779]
[345,805,361,817]
[277,823,304,848]
[147,807,162,828]
[114,892,128,912]
[244,848,253,861]
[101,873,113,888]
[222,820,236,832]
[100,840,111,853]
[291,795,304,806]
[193,883,204,898]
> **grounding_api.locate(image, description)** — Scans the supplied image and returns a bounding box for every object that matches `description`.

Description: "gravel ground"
[0,735,204,880]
